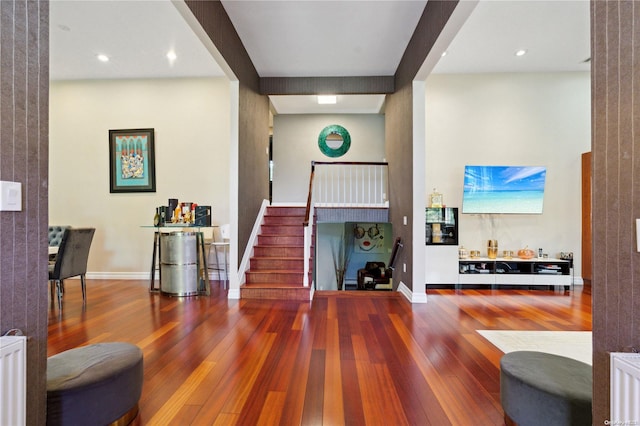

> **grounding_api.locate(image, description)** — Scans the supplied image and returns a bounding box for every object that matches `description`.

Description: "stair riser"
[261,225,303,236]
[258,235,303,246]
[254,246,304,257]
[253,246,304,257]
[245,272,303,284]
[241,287,311,301]
[263,216,304,225]
[250,258,304,271]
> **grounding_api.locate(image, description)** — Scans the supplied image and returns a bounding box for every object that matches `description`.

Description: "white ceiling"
[49,0,224,80]
[49,0,590,114]
[220,0,428,77]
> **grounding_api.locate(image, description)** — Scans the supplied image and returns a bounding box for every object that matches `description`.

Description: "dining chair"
[48,225,69,261]
[207,224,230,289]
[48,227,96,308]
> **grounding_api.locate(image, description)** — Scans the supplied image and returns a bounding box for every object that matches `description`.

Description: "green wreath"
[318,125,351,158]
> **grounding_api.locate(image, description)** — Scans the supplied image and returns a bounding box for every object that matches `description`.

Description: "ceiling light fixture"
[441,51,448,57]
[317,95,337,105]
[515,49,527,57]
[167,51,177,62]
[97,54,110,62]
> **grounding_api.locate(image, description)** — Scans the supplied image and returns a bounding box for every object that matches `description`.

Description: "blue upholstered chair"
[48,226,69,261]
[48,226,69,247]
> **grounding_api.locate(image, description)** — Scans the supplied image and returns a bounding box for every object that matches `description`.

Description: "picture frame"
[109,128,156,193]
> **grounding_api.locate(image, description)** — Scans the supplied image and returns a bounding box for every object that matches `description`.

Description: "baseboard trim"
[397,281,428,304]
[87,271,228,281]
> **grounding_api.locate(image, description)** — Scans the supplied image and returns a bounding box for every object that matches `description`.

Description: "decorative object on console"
[458,246,468,259]
[109,128,156,193]
[429,188,443,207]
[487,239,498,259]
[318,124,351,158]
[559,252,573,260]
[517,246,536,259]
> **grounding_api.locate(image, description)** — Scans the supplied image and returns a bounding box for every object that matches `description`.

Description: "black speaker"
[194,205,211,226]
[159,206,172,225]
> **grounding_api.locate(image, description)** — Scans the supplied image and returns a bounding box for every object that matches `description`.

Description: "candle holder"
[487,239,498,259]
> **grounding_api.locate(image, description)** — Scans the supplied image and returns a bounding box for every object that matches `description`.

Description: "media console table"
[458,257,573,289]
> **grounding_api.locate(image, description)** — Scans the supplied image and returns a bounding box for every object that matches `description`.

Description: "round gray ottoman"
[500,351,592,426]
[47,342,143,426]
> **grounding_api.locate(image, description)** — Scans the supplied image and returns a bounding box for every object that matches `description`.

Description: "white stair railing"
[312,162,389,207]
[303,161,389,288]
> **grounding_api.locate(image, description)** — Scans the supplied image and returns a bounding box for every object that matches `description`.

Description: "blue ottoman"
[47,342,143,426]
[500,351,592,426]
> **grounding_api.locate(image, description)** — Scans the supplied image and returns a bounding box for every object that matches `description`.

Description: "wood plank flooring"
[47,281,592,425]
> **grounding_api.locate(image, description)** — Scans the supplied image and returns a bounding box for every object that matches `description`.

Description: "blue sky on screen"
[464,166,546,192]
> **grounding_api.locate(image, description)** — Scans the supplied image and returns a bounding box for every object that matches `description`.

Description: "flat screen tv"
[462,165,547,214]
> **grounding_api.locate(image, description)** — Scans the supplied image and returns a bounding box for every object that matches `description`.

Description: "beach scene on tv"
[462,165,547,214]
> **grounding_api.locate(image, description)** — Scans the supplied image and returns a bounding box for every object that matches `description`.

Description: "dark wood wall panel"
[260,76,394,95]
[385,0,458,292]
[0,1,49,424]
[237,83,269,256]
[185,0,259,91]
[591,0,640,423]
[185,0,269,258]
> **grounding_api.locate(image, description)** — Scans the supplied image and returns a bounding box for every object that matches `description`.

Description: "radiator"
[0,336,27,426]
[610,352,640,423]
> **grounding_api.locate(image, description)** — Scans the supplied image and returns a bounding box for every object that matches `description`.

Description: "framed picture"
[109,128,156,193]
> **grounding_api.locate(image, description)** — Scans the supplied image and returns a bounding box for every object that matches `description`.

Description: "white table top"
[459,256,569,262]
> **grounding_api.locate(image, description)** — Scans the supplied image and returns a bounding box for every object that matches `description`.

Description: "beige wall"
[425,72,591,278]
[49,77,231,276]
[271,114,385,203]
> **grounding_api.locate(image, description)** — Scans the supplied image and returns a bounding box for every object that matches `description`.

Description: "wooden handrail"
[303,162,316,226]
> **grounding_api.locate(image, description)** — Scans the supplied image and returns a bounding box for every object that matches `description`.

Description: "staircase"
[241,206,313,300]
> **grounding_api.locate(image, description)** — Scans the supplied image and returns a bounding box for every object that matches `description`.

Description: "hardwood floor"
[47,280,592,425]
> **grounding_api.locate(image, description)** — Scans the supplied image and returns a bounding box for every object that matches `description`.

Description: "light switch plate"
[0,181,22,211]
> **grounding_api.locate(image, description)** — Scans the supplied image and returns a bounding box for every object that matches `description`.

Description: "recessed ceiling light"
[441,51,448,57]
[515,49,527,57]
[167,51,177,62]
[97,54,109,62]
[317,95,337,105]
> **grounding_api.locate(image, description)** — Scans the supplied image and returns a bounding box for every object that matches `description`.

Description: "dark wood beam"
[260,76,394,95]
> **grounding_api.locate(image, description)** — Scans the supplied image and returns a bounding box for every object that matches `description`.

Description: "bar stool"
[207,224,230,289]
